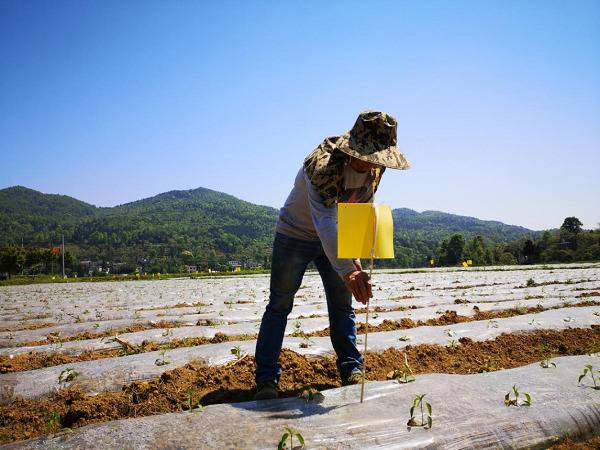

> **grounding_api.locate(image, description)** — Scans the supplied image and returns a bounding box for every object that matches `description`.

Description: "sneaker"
[254,381,278,401]
[343,371,368,386]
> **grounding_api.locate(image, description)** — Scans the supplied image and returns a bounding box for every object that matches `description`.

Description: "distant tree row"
[432,217,599,267]
[2,217,598,277]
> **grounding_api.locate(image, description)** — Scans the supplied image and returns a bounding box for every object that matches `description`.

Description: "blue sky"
[1,0,598,230]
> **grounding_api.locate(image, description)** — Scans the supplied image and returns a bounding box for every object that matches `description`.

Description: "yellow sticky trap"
[337,203,394,259]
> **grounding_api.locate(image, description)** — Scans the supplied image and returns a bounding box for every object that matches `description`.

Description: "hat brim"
[335,133,411,170]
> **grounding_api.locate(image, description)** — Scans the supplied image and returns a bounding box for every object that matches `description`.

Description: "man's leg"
[314,253,363,382]
[255,233,315,384]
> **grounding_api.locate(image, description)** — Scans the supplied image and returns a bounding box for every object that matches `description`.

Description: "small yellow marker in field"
[338,202,394,403]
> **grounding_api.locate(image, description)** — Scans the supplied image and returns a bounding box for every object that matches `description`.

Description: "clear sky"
[1,0,598,231]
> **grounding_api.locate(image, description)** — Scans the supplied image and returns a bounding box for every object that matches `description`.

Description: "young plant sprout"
[398,335,411,342]
[540,358,556,368]
[46,411,72,434]
[407,394,432,429]
[477,358,497,373]
[447,339,458,349]
[487,320,499,329]
[162,328,173,337]
[230,345,243,360]
[578,364,600,390]
[58,368,79,385]
[180,390,204,412]
[278,426,305,450]
[504,385,532,407]
[299,335,313,349]
[297,385,324,402]
[387,353,415,384]
[155,349,169,366]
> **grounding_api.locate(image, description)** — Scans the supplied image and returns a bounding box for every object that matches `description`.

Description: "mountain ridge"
[0,185,540,269]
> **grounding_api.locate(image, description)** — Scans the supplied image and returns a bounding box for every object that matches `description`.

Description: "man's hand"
[343,270,372,304]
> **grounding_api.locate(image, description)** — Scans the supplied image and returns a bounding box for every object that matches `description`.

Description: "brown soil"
[0,332,257,373]
[547,435,600,449]
[4,300,599,373]
[310,301,600,337]
[138,302,211,311]
[515,278,598,288]
[432,282,505,290]
[0,326,598,445]
[18,320,184,347]
[0,322,57,332]
[578,291,600,298]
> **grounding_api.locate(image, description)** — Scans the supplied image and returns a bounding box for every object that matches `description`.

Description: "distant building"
[184,265,197,273]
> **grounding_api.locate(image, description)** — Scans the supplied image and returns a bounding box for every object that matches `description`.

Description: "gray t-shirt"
[276,165,374,278]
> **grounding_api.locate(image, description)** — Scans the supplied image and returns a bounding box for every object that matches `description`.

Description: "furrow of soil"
[548,435,600,450]
[0,322,57,333]
[0,332,257,373]
[309,300,600,337]
[15,320,184,347]
[3,300,599,373]
[0,326,598,445]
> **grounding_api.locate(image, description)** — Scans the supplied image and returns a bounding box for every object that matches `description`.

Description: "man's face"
[349,156,382,173]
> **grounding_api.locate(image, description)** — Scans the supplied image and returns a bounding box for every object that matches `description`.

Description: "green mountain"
[0,185,540,270]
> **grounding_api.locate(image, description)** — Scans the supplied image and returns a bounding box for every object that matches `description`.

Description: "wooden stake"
[360,202,378,403]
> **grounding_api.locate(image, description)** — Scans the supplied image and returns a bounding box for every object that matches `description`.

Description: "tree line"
[1,217,598,278]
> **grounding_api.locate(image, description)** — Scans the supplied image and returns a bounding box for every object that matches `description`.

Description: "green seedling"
[278,426,305,450]
[540,358,556,368]
[230,345,243,360]
[478,360,497,373]
[526,278,536,287]
[291,320,308,339]
[387,353,415,384]
[447,339,458,349]
[398,335,411,342]
[487,320,499,329]
[299,335,313,349]
[154,349,170,366]
[297,385,324,403]
[180,390,205,412]
[46,411,72,434]
[504,385,532,407]
[578,364,600,390]
[58,368,79,385]
[162,328,173,337]
[407,394,432,429]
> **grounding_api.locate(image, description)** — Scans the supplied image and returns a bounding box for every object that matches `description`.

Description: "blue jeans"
[255,232,362,384]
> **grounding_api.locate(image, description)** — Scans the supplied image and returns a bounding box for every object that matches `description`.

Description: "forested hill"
[0,185,539,269]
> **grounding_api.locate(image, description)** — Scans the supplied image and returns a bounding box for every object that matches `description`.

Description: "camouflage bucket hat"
[336,110,410,170]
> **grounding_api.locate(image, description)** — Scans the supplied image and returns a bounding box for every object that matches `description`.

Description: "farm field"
[1,263,599,449]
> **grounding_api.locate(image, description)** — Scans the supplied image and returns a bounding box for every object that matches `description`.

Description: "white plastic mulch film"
[1,263,599,448]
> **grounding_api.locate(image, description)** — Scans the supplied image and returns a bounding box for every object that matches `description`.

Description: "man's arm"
[304,170,372,303]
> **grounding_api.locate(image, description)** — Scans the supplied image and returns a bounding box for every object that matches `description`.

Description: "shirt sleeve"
[304,170,356,279]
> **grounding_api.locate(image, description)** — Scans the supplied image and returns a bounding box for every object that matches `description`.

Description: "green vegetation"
[504,385,532,407]
[1,186,598,279]
[180,390,204,412]
[407,394,432,429]
[278,426,305,450]
[154,350,170,366]
[387,353,415,383]
[58,368,79,385]
[230,345,243,360]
